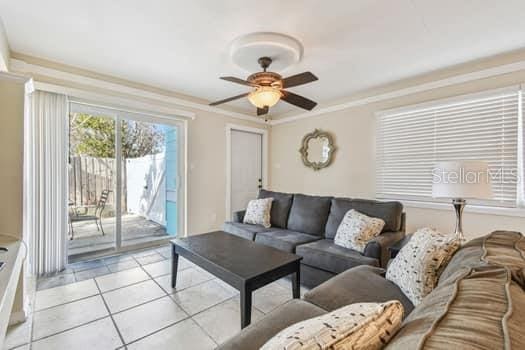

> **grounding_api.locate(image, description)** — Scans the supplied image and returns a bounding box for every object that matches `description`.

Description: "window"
[376,86,521,208]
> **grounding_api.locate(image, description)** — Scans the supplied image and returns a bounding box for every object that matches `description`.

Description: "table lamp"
[432,161,492,241]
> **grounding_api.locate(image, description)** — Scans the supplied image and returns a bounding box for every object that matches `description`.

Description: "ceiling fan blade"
[220,76,258,87]
[257,106,269,116]
[209,93,249,106]
[281,72,318,88]
[281,91,317,110]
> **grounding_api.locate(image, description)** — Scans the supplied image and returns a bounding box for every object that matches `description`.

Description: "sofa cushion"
[243,198,273,228]
[304,265,414,316]
[258,189,293,228]
[386,228,460,306]
[297,239,379,274]
[439,230,525,287]
[261,301,404,350]
[255,229,321,253]
[386,266,525,350]
[325,198,403,239]
[217,299,327,350]
[287,193,332,235]
[223,222,272,241]
[334,209,385,253]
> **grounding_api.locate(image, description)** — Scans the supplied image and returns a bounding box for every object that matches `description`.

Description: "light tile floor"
[4,244,308,350]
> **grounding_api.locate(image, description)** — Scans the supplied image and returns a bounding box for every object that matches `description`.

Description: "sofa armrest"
[303,265,414,315]
[363,230,405,268]
[388,234,412,259]
[232,210,246,223]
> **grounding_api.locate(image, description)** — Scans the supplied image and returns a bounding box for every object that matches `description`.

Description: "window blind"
[376,87,520,207]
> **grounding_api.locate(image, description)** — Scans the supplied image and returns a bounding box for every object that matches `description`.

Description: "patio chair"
[69,189,111,240]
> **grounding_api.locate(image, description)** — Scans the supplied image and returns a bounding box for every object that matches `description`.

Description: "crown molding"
[0,70,30,83]
[270,58,525,126]
[12,55,525,127]
[35,81,196,120]
[9,58,267,125]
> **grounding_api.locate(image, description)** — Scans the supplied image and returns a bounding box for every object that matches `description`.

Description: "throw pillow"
[386,227,460,306]
[334,209,386,253]
[260,301,404,350]
[243,198,273,228]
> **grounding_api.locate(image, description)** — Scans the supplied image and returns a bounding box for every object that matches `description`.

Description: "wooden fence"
[69,156,119,207]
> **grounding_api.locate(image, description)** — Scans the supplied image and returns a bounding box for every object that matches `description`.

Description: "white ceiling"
[1,0,525,116]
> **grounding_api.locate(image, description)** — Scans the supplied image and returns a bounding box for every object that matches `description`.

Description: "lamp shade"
[248,86,281,108]
[432,161,492,199]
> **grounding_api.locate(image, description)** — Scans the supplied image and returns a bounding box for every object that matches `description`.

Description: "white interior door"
[231,130,263,215]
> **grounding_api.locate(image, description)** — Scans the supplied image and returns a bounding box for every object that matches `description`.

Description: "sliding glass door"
[119,117,180,247]
[67,103,183,259]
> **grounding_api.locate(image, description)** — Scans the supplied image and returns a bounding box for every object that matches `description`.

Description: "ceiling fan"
[210,57,318,117]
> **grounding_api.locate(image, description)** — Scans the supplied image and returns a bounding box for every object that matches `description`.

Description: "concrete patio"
[68,214,168,257]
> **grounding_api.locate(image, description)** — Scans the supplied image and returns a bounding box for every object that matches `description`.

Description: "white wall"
[0,74,26,325]
[0,77,24,235]
[269,59,525,241]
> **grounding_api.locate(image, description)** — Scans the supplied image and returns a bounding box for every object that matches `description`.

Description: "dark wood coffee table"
[171,231,302,328]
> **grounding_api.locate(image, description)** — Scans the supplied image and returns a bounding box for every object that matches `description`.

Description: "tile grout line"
[30,281,278,348]
[38,267,287,315]
[97,262,194,317]
[112,263,196,347]
[149,256,283,342]
[34,267,195,315]
[32,250,291,348]
[110,294,169,316]
[30,314,110,344]
[27,291,37,350]
[120,292,228,349]
[96,279,150,294]
[33,292,101,313]
[93,277,127,348]
[33,281,185,346]
[188,318,219,347]
[121,316,190,348]
[37,246,168,291]
[29,247,172,346]
[187,295,240,346]
[137,262,172,297]
[138,258,225,346]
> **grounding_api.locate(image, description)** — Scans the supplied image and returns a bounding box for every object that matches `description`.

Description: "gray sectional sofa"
[223,189,405,287]
[218,231,525,350]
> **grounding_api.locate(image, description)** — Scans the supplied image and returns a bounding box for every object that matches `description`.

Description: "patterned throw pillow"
[261,301,404,350]
[386,227,460,306]
[243,198,273,228]
[334,209,386,253]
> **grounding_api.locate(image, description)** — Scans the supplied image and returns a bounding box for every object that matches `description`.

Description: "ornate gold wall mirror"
[299,129,336,170]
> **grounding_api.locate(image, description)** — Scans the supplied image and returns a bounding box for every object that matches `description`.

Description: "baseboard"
[8,308,27,326]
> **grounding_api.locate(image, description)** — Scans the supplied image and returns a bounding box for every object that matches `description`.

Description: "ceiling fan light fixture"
[248,86,281,108]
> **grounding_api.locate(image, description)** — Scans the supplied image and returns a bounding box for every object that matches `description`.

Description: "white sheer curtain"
[24,90,68,275]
